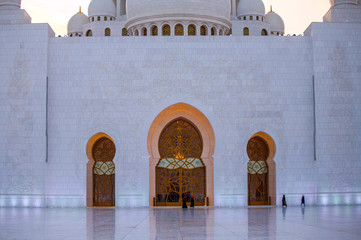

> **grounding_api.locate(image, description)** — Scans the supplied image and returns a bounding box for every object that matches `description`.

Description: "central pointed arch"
[147,103,215,206]
[156,118,205,206]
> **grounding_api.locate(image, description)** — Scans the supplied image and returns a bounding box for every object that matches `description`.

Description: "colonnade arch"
[147,103,215,206]
[128,22,228,36]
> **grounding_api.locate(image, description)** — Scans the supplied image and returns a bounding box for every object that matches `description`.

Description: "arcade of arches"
[86,105,276,207]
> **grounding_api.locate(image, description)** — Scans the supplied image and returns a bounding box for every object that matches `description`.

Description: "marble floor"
[0,206,360,240]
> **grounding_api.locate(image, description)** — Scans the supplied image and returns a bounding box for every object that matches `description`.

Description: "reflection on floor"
[0,206,360,239]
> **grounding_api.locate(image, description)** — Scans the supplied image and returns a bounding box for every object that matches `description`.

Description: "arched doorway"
[156,118,205,206]
[91,136,116,206]
[147,103,215,206]
[247,136,269,205]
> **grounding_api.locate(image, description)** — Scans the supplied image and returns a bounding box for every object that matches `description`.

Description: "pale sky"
[21,0,331,36]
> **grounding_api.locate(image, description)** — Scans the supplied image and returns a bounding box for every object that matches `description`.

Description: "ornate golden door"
[92,137,115,206]
[247,136,269,205]
[156,119,205,206]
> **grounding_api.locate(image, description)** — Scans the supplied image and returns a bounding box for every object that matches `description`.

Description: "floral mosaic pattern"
[247,160,268,175]
[157,158,204,169]
[94,161,115,175]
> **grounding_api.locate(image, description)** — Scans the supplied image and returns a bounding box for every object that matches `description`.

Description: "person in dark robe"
[282,195,287,207]
[300,195,305,207]
[182,196,187,208]
[190,195,195,208]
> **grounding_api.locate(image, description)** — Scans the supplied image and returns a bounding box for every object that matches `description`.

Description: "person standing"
[190,195,195,208]
[300,195,305,207]
[182,196,187,208]
[282,195,287,207]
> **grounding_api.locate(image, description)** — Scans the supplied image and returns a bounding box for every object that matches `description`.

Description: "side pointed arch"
[86,132,115,207]
[248,132,276,205]
[147,103,215,206]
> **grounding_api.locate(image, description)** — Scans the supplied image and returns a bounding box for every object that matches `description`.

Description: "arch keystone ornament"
[148,103,215,206]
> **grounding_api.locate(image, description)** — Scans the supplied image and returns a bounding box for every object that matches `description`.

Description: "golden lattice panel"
[247,136,269,161]
[156,118,205,206]
[158,119,202,159]
[248,174,268,205]
[92,137,115,162]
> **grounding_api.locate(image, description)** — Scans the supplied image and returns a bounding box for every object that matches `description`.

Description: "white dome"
[329,0,358,6]
[88,0,116,18]
[265,11,284,35]
[67,11,89,35]
[237,0,265,17]
[126,0,231,27]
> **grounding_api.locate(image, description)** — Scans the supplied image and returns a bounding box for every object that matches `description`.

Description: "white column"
[149,158,158,206]
[231,0,236,17]
[116,0,120,18]
[204,157,214,206]
[119,0,126,16]
[0,0,21,9]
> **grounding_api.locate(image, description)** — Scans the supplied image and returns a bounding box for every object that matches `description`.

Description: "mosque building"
[0,0,360,207]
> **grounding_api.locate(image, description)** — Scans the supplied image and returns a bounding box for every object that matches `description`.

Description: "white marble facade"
[0,0,360,207]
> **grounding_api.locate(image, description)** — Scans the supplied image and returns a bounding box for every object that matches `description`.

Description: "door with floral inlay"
[156,119,205,206]
[92,137,115,206]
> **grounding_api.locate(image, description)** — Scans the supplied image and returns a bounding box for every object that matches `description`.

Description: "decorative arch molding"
[147,103,215,206]
[248,131,276,205]
[86,132,115,207]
